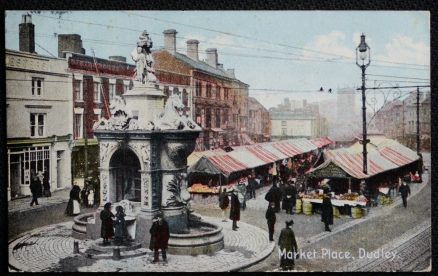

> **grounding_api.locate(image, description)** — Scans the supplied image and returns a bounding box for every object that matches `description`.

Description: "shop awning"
[187,148,226,166]
[207,155,248,176]
[243,145,280,163]
[310,137,334,148]
[272,141,302,156]
[307,137,419,180]
[228,149,266,168]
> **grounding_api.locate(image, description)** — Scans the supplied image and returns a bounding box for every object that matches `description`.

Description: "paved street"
[8,217,274,272]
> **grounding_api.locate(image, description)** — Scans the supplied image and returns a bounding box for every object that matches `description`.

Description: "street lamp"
[356,33,371,174]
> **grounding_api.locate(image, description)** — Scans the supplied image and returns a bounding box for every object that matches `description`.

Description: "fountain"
[73,30,224,255]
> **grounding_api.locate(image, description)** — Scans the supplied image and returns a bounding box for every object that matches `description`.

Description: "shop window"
[32,77,43,96]
[74,113,83,139]
[215,109,221,128]
[73,79,82,101]
[30,113,46,138]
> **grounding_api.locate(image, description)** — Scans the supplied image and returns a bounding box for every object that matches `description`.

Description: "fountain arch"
[109,147,141,203]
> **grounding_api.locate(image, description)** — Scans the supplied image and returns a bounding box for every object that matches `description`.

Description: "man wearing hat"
[278,220,298,271]
[149,212,170,263]
[229,189,241,231]
[265,202,277,241]
[321,190,334,232]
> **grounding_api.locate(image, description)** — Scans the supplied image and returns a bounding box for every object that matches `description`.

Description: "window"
[109,83,116,101]
[206,84,212,98]
[216,86,221,99]
[94,82,100,102]
[73,80,82,101]
[281,121,287,126]
[30,113,45,137]
[195,81,201,97]
[32,78,43,96]
[74,113,83,139]
[215,108,221,128]
[223,109,229,126]
[206,108,212,128]
[282,128,287,136]
[196,107,202,125]
[224,88,229,100]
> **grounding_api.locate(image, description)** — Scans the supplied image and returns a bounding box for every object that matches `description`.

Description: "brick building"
[248,97,271,142]
[152,29,252,150]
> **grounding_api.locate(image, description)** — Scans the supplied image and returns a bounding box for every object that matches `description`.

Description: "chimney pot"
[186,39,199,61]
[163,29,177,54]
[206,48,218,68]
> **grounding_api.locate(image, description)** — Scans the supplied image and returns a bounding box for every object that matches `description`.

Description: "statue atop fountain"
[131,30,157,84]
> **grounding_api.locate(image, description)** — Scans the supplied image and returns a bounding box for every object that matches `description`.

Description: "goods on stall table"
[303,201,313,215]
[188,183,223,194]
[378,194,393,206]
[356,195,368,203]
[339,193,359,201]
[295,199,302,214]
[351,207,363,219]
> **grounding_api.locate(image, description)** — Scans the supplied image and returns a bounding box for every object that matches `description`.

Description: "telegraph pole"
[416,86,420,155]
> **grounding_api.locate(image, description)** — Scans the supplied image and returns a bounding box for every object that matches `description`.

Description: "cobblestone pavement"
[340,220,431,272]
[8,216,274,272]
[8,188,70,213]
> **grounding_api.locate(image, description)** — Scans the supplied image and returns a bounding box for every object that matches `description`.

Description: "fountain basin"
[168,220,224,255]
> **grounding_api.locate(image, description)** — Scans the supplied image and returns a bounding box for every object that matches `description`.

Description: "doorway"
[109,147,141,202]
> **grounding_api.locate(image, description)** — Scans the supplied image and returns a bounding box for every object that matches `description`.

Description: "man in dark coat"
[219,188,230,222]
[321,193,334,232]
[230,189,241,231]
[399,181,411,208]
[265,202,276,241]
[265,182,282,213]
[247,175,257,199]
[42,167,51,197]
[100,202,115,245]
[285,182,297,214]
[149,213,170,263]
[29,170,42,206]
[278,219,298,271]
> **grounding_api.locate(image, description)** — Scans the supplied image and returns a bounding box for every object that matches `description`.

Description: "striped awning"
[308,137,419,179]
[207,155,248,176]
[310,137,334,148]
[228,149,266,168]
[187,148,226,166]
[272,141,302,157]
[245,145,279,163]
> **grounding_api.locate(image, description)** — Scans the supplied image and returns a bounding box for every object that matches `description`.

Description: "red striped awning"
[310,137,334,148]
[379,146,415,167]
[272,142,302,157]
[207,155,248,176]
[245,145,279,163]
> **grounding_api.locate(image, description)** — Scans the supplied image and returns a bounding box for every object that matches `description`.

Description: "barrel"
[303,201,313,215]
[332,206,340,218]
[295,199,302,214]
[351,207,363,219]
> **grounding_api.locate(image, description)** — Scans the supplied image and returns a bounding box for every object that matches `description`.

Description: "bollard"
[73,241,80,254]
[113,248,121,260]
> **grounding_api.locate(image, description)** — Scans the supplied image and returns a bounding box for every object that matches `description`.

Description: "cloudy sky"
[5,11,430,109]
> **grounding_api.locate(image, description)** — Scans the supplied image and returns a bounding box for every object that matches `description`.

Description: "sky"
[5,10,430,110]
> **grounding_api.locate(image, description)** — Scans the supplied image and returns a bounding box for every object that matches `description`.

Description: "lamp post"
[356,33,371,174]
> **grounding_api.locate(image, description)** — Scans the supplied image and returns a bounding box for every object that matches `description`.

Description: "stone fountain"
[73,30,224,255]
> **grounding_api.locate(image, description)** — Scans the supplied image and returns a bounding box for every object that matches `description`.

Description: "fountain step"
[90,241,142,253]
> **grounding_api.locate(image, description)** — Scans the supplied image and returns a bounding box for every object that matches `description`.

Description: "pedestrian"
[149,213,170,263]
[42,167,51,197]
[88,188,95,208]
[218,188,230,222]
[268,165,273,185]
[230,189,241,231]
[280,181,287,212]
[29,169,42,206]
[265,202,276,241]
[247,174,256,199]
[321,191,334,232]
[237,178,247,210]
[65,185,81,216]
[285,182,297,214]
[100,202,115,245]
[278,220,298,271]
[114,206,128,245]
[265,181,282,213]
[399,181,411,208]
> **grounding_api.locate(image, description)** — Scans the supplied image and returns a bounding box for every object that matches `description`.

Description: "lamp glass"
[359,50,368,61]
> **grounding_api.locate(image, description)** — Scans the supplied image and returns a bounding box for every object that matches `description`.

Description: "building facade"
[6,15,73,200]
[152,29,252,151]
[270,98,328,141]
[248,97,271,142]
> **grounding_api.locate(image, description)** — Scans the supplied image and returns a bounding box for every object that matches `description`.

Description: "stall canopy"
[188,156,225,176]
[187,148,226,166]
[310,137,335,148]
[307,137,419,180]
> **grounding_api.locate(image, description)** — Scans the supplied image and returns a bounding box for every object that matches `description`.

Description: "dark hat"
[104,202,112,209]
[286,220,294,226]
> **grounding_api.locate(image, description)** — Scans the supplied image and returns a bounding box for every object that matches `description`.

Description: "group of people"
[100,202,170,263]
[265,179,297,214]
[29,167,51,206]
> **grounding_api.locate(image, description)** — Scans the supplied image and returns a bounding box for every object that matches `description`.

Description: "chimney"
[186,39,199,61]
[206,48,218,68]
[19,14,35,53]
[58,34,84,58]
[226,69,235,78]
[109,56,127,62]
[163,29,177,54]
[217,63,224,70]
